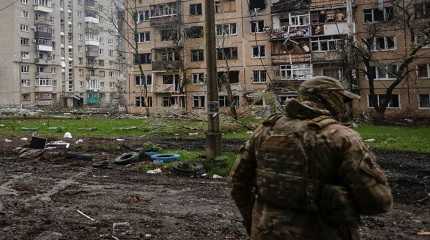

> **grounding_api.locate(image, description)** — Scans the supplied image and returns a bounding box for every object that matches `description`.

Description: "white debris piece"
[212,174,223,179]
[20,137,28,141]
[75,139,84,144]
[4,139,13,143]
[364,138,376,143]
[146,168,162,174]
[116,138,126,142]
[63,132,73,139]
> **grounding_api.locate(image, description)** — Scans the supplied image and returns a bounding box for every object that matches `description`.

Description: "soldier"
[230,76,393,240]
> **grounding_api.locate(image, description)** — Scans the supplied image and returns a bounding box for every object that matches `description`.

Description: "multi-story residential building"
[0,0,124,108]
[352,0,430,118]
[0,0,62,106]
[126,0,273,114]
[268,0,354,103]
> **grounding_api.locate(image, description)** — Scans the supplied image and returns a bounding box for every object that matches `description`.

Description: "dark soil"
[0,137,429,240]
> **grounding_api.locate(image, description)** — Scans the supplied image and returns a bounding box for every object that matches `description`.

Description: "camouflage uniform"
[230,77,393,240]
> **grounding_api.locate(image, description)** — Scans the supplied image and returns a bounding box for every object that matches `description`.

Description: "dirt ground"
[0,137,429,240]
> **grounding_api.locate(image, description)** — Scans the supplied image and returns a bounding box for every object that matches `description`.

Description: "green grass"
[356,124,430,153]
[1,117,429,153]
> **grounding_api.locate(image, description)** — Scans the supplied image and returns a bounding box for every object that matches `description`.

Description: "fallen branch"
[76,209,96,222]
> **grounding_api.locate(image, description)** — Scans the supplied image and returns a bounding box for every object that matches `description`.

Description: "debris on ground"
[78,127,97,132]
[76,209,96,222]
[75,139,84,144]
[151,153,180,164]
[20,137,28,141]
[146,168,162,174]
[63,132,73,139]
[114,152,140,165]
[171,162,205,177]
[212,174,223,179]
[45,141,70,150]
[29,137,47,149]
[417,231,430,236]
[364,138,376,143]
[112,222,132,236]
[4,138,12,143]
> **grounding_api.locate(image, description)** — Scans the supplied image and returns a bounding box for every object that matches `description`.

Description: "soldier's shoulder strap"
[309,115,338,129]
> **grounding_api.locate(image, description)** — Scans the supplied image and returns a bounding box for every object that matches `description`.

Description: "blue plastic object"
[150,154,180,164]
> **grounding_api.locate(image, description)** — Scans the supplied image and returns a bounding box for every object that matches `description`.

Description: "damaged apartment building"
[126,0,430,117]
[0,0,124,108]
[127,0,272,114]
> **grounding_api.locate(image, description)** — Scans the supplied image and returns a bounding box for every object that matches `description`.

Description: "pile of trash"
[0,107,43,118]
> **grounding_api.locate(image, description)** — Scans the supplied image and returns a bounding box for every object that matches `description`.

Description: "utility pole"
[205,0,221,160]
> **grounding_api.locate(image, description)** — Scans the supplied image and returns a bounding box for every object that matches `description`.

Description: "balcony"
[34,5,53,13]
[34,85,55,92]
[35,31,52,39]
[36,71,53,78]
[37,45,53,52]
[152,61,181,71]
[35,58,54,65]
[84,16,99,24]
[271,26,311,40]
[312,22,350,36]
[150,15,178,27]
[272,54,311,65]
[85,39,100,46]
[311,51,342,63]
[86,46,99,57]
[153,84,181,94]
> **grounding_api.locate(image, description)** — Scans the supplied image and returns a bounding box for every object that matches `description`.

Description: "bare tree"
[99,0,151,116]
[217,30,239,120]
[341,0,430,121]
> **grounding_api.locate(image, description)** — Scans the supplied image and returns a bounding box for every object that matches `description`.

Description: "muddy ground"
[0,137,429,240]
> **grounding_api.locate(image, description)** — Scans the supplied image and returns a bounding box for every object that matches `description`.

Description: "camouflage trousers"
[250,201,360,240]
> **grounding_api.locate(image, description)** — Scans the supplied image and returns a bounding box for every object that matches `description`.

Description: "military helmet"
[298,76,359,116]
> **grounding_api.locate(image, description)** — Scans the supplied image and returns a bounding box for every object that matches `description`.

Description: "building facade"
[126,0,273,114]
[126,0,430,118]
[0,0,124,108]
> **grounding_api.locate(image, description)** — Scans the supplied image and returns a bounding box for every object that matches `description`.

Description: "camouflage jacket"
[230,100,393,240]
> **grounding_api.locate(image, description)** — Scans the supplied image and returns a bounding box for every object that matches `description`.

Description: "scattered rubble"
[146,168,162,174]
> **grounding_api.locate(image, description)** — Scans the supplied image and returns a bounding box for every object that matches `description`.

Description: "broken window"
[193,96,206,108]
[252,45,266,58]
[368,63,398,80]
[191,49,204,62]
[135,74,152,86]
[369,36,396,51]
[280,64,312,80]
[417,64,430,79]
[251,20,265,32]
[311,36,343,51]
[192,73,205,84]
[190,3,202,15]
[134,53,152,64]
[368,94,400,108]
[249,0,266,10]
[162,74,179,85]
[185,26,204,38]
[363,7,393,23]
[216,23,238,36]
[136,32,151,43]
[290,13,310,26]
[160,29,177,41]
[150,3,177,17]
[217,71,240,83]
[219,95,240,107]
[217,47,238,60]
[252,70,267,83]
[419,94,430,108]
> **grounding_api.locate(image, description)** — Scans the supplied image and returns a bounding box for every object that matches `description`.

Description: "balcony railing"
[34,5,53,13]
[152,60,181,71]
[35,31,53,39]
[150,15,178,27]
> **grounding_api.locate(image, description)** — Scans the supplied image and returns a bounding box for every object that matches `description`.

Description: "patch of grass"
[356,123,430,153]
